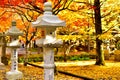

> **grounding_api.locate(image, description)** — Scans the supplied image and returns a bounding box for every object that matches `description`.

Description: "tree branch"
[102,22,119,34]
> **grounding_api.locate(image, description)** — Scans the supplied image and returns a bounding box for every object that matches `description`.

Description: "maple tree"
[0,0,77,65]
[93,0,105,65]
[72,0,120,65]
[56,1,95,62]
[93,0,120,65]
[92,0,120,65]
[0,12,39,65]
[57,0,120,65]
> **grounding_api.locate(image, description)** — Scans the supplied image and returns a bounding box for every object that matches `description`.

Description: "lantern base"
[6,70,23,80]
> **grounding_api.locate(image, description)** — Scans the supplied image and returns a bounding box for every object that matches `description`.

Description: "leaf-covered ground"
[0,60,120,80]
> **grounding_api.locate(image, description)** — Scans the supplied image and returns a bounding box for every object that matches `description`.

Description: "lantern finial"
[12,20,16,26]
[44,2,52,15]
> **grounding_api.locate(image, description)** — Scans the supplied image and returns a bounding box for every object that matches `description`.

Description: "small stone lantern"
[6,21,23,80]
[32,2,65,80]
[0,33,5,70]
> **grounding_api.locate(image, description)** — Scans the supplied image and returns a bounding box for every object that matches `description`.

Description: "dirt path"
[1,60,120,80]
[38,60,96,66]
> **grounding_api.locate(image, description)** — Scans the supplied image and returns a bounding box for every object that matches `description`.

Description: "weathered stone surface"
[32,2,66,80]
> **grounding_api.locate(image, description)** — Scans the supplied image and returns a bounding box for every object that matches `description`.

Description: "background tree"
[93,0,105,65]
[93,0,120,65]
[74,0,120,65]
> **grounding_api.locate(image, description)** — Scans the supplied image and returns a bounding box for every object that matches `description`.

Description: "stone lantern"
[0,33,5,70]
[32,2,65,80]
[6,21,23,80]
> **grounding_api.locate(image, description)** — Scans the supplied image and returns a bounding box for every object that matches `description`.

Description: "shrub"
[18,54,91,63]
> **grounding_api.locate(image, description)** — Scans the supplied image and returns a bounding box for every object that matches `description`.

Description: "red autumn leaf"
[0,0,8,6]
[89,5,96,10]
[9,0,21,6]
[0,17,8,21]
[78,5,85,10]
[36,0,44,3]
[23,0,32,3]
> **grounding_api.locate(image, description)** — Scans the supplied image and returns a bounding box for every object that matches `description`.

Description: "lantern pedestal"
[43,47,55,80]
[36,35,63,80]
[6,47,23,80]
[6,41,23,80]
[6,70,23,80]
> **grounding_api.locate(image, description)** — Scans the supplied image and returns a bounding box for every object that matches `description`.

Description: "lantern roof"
[32,2,66,28]
[6,21,23,36]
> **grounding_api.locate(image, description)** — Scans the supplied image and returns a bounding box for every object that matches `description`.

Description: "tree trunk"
[63,43,68,62]
[94,0,105,65]
[64,52,67,62]
[24,43,29,66]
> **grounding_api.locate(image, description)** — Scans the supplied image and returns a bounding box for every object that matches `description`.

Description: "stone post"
[0,34,5,69]
[43,47,55,80]
[11,49,18,72]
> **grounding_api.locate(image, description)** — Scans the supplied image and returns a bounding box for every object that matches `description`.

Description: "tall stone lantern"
[6,21,23,80]
[0,33,5,70]
[32,2,65,80]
